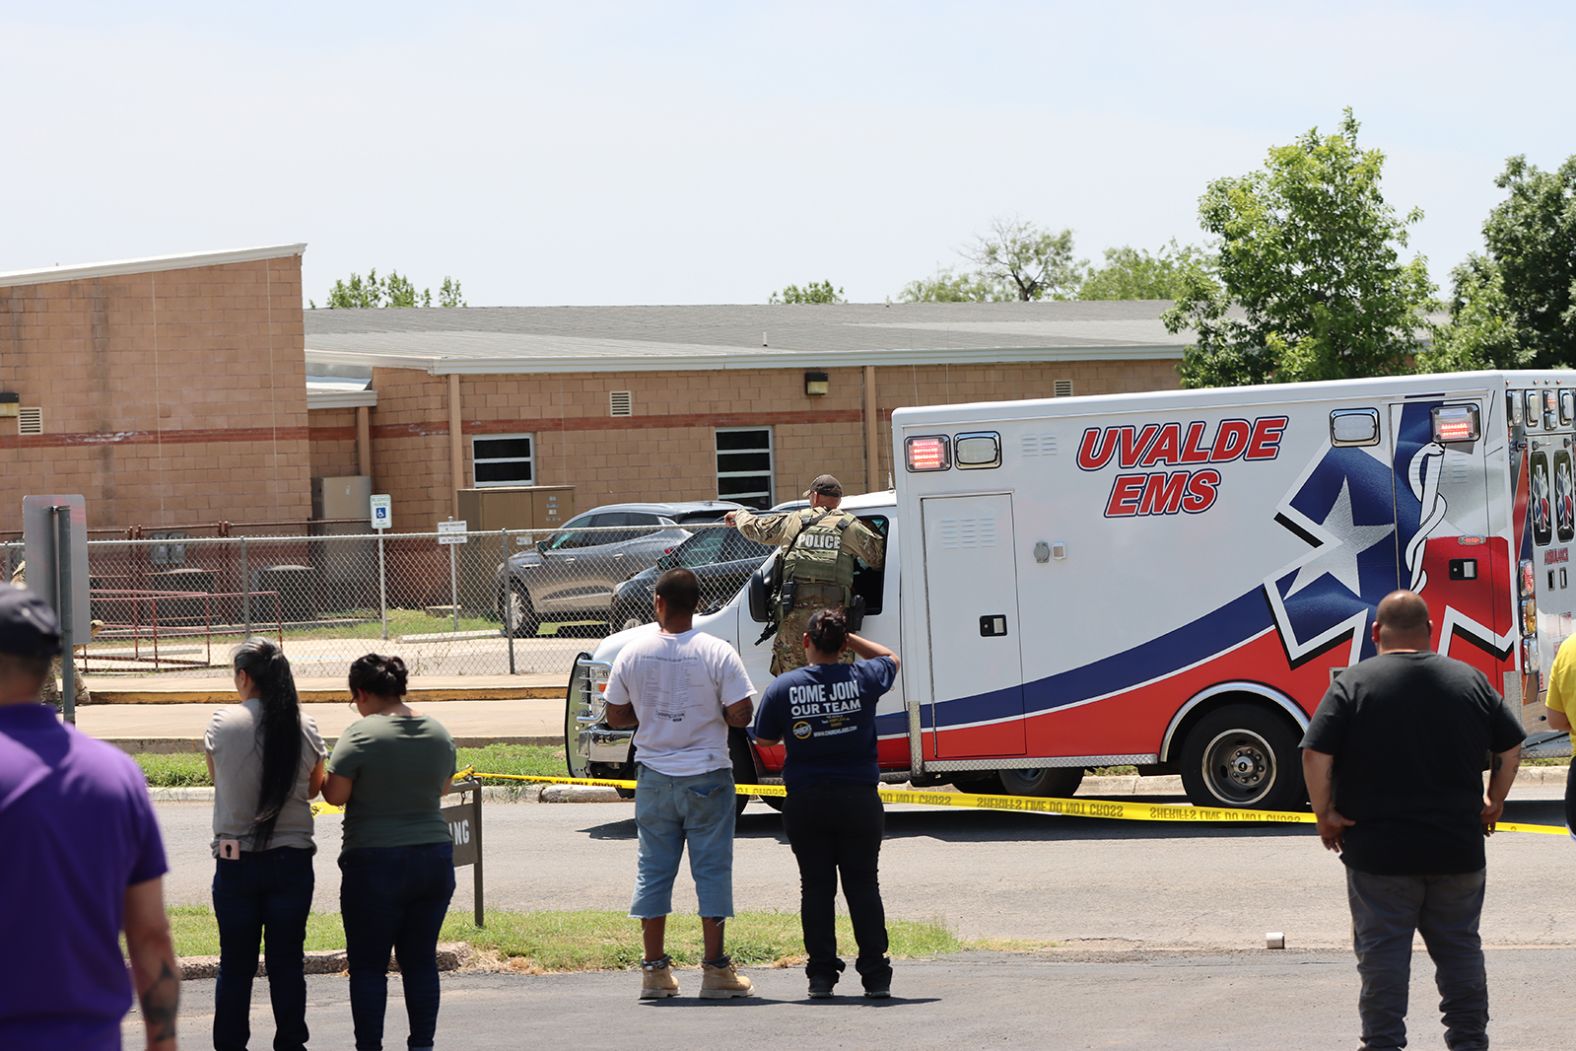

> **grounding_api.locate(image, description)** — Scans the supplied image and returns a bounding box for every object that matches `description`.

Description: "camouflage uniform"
[735,507,885,676]
[9,561,92,708]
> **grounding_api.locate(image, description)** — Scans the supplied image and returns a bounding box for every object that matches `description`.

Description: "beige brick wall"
[308,408,360,479]
[344,358,1181,525]
[0,255,310,534]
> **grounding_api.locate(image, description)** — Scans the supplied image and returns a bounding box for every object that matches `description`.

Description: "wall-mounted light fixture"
[803,370,829,397]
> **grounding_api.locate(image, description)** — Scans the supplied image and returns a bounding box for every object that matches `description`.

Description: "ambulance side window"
[851,515,889,617]
[1532,452,1553,547]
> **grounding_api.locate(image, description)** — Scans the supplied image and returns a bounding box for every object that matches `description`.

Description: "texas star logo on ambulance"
[1078,416,1288,518]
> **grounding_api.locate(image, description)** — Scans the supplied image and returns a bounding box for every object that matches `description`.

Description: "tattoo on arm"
[140,960,179,1043]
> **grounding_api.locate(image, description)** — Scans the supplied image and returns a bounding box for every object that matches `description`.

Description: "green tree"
[314,269,466,309]
[898,268,994,302]
[898,218,1084,302]
[1418,255,1528,372]
[1425,155,1576,372]
[1078,241,1216,301]
[1163,109,1434,387]
[769,280,845,304]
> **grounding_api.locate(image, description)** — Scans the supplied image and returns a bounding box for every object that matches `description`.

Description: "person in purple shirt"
[0,584,180,1050]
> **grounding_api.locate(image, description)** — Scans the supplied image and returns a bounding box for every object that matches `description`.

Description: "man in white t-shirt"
[604,567,757,1001]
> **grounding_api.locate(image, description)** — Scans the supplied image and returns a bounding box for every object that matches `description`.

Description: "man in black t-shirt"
[1301,590,1523,1051]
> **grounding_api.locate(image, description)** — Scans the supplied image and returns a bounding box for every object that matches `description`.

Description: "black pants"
[782,782,890,984]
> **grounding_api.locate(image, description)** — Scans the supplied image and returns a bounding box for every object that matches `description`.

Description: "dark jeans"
[1346,866,1489,1051]
[340,842,456,1051]
[782,782,890,986]
[212,846,315,1051]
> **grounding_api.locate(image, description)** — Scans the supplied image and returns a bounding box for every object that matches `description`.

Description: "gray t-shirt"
[205,699,327,855]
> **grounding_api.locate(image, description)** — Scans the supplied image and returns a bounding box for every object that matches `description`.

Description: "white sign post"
[438,519,468,632]
[370,495,392,640]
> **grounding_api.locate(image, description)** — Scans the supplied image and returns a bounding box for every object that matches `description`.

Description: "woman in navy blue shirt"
[753,608,900,1000]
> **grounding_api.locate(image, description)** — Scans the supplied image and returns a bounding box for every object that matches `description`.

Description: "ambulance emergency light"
[1430,405,1481,444]
[1563,390,1575,426]
[905,435,950,472]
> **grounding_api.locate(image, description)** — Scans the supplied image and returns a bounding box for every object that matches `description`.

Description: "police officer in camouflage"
[725,475,885,676]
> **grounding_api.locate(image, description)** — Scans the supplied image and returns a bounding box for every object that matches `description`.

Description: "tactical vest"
[783,509,857,594]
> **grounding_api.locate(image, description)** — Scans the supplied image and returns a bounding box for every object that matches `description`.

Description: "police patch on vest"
[799,533,843,551]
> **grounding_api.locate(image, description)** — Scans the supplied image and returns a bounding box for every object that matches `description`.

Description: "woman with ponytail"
[322,653,456,1051]
[751,608,901,1001]
[204,637,327,1051]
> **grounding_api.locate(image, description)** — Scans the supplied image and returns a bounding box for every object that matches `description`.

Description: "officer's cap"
[0,584,63,659]
[804,475,844,498]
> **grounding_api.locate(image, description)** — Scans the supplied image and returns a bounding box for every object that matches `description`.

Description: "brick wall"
[345,358,1180,526]
[0,255,310,534]
[307,407,361,479]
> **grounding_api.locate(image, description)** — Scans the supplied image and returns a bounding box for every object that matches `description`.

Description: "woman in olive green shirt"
[322,654,455,1051]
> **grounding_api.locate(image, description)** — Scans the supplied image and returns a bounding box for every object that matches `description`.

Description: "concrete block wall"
[0,255,310,534]
[347,358,1180,528]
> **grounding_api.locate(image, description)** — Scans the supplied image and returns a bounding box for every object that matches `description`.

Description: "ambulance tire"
[730,730,758,818]
[992,767,1085,798]
[1178,704,1305,811]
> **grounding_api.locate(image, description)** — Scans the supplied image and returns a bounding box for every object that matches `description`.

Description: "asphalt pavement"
[123,949,1576,1050]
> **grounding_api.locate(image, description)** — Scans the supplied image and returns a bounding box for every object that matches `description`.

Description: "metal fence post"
[240,536,252,638]
[54,506,77,724]
[449,540,460,633]
[377,530,389,642]
[472,779,485,928]
[501,529,515,675]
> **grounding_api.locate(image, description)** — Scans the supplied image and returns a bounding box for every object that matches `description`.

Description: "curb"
[178,942,472,980]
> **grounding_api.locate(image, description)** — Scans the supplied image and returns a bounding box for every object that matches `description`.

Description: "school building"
[0,244,1190,537]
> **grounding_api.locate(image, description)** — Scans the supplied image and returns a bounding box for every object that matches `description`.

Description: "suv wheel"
[503,584,539,638]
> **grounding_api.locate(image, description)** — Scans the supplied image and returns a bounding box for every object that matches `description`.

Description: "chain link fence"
[1,523,770,681]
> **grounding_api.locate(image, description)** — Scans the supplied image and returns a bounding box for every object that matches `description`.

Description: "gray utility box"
[311,476,375,615]
[454,486,577,615]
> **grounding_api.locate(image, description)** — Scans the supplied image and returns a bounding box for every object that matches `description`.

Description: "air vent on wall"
[609,391,633,417]
[17,407,42,436]
[1053,379,1074,397]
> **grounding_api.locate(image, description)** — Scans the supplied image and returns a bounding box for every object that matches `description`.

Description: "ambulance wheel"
[730,730,757,818]
[993,767,1085,798]
[1179,704,1304,810]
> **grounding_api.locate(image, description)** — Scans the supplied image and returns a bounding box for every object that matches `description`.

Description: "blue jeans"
[1347,866,1489,1051]
[339,843,456,1051]
[212,846,315,1051]
[630,764,736,919]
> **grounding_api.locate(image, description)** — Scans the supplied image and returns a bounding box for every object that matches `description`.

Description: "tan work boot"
[639,956,679,1000]
[699,956,755,999]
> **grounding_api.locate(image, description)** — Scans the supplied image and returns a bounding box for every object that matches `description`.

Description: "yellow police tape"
[438,771,1568,836]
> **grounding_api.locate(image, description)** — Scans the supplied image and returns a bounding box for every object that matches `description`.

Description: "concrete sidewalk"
[79,696,568,752]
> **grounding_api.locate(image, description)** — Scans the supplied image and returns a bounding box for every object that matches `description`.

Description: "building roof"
[304,300,1189,374]
[0,244,307,289]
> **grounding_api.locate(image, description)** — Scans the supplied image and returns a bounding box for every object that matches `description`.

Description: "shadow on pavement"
[578,797,1567,845]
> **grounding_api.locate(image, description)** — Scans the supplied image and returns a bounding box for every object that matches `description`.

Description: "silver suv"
[497,500,743,634]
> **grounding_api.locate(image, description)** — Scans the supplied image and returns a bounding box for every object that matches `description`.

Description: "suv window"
[724,532,774,561]
[675,529,728,567]
[674,508,734,525]
[545,512,606,551]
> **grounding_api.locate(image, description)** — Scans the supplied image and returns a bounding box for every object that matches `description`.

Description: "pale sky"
[4,1,1573,306]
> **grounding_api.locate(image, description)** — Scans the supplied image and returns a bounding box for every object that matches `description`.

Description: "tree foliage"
[1424,154,1576,372]
[769,280,845,304]
[1078,241,1216,301]
[1163,109,1434,388]
[312,269,466,309]
[899,218,1084,302]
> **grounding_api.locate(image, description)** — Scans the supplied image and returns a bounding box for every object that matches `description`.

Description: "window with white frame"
[472,434,536,487]
[716,428,773,509]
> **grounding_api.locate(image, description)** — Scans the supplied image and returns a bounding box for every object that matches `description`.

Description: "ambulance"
[566,371,1574,810]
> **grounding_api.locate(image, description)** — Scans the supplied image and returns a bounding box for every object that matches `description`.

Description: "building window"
[472,434,535,488]
[716,428,773,509]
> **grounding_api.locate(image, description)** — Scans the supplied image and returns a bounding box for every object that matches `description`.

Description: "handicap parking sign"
[370,494,392,530]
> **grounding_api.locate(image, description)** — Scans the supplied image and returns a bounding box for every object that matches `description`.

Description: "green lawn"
[137,743,568,788]
[166,905,962,971]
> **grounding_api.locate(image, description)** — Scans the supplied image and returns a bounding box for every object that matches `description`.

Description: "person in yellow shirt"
[1543,636,1576,838]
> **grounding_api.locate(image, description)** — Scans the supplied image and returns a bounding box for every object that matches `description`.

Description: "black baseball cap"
[804,474,844,498]
[0,584,63,659]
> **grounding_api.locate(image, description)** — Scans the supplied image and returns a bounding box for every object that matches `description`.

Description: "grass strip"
[138,743,568,788]
[166,905,961,971]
